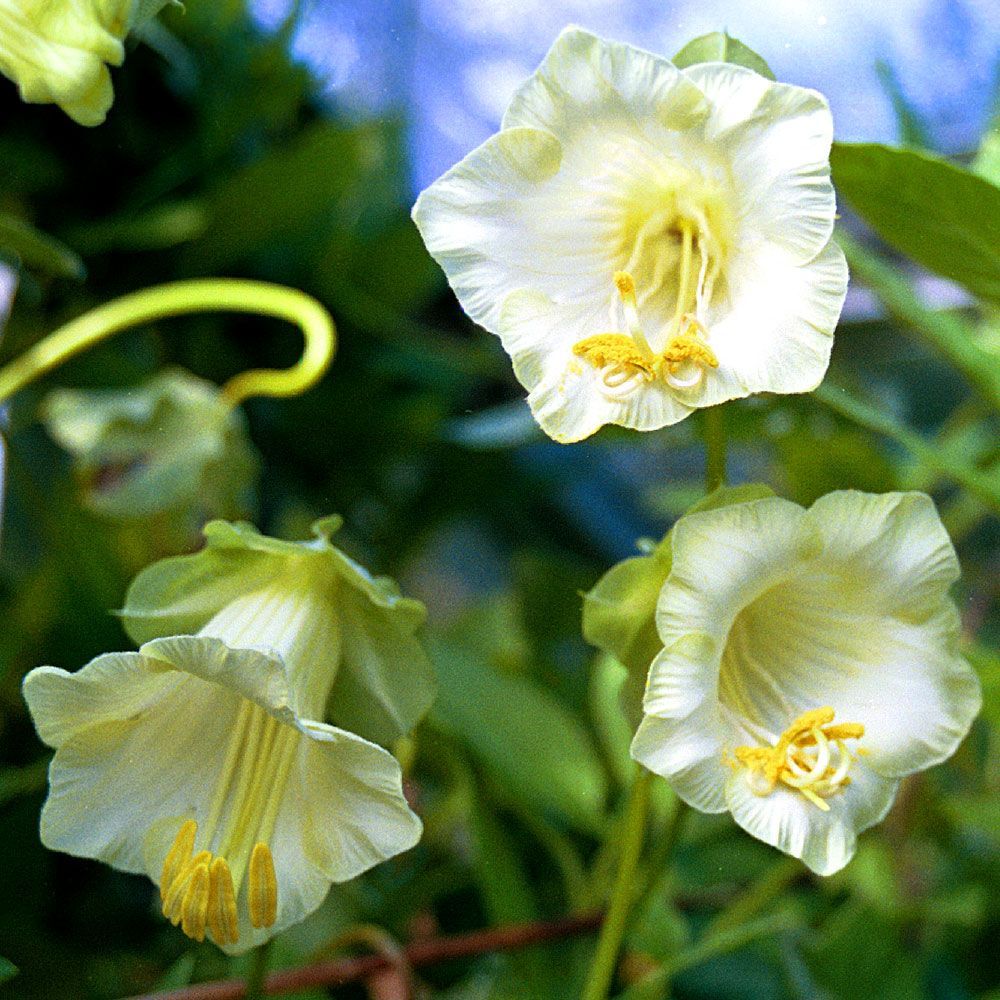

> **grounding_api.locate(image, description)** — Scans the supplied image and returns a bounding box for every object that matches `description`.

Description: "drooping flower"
[412,28,847,443]
[0,0,171,126]
[629,491,981,875]
[42,367,259,528]
[23,516,435,951]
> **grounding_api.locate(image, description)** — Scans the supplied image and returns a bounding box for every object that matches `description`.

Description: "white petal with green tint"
[24,633,421,953]
[631,490,981,876]
[412,27,846,442]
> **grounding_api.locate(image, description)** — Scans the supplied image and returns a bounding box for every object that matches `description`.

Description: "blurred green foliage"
[0,6,999,1000]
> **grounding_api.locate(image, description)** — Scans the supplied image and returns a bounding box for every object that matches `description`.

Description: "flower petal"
[807,491,959,620]
[504,26,708,139]
[289,721,422,882]
[23,653,175,749]
[692,239,846,407]
[631,707,727,813]
[139,636,291,717]
[682,63,836,262]
[724,760,899,876]
[36,665,239,874]
[642,632,720,719]
[657,497,819,647]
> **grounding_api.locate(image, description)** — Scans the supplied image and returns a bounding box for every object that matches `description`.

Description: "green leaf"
[0,958,16,985]
[874,61,932,149]
[0,214,84,279]
[430,635,608,834]
[672,32,775,80]
[831,142,1000,302]
[973,120,1000,187]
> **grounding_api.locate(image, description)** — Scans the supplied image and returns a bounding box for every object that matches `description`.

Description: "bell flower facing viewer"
[412,27,847,442]
[630,491,981,875]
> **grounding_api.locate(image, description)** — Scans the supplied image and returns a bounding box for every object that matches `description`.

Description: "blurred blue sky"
[253,0,1000,192]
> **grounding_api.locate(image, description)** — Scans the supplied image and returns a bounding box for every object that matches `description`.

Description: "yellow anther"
[180,862,211,943]
[160,819,196,905]
[208,857,239,946]
[248,842,278,929]
[164,849,212,924]
[732,707,864,810]
[661,332,719,371]
[613,271,637,301]
[573,334,656,378]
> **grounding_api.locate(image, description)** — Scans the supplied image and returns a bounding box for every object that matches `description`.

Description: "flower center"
[731,707,865,812]
[571,227,720,398]
[157,701,298,944]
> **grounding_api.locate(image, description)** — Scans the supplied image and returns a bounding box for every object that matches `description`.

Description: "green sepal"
[672,32,775,80]
[121,515,436,745]
[582,484,775,715]
[42,368,259,523]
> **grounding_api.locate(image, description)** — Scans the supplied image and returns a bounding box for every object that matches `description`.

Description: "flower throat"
[572,173,731,398]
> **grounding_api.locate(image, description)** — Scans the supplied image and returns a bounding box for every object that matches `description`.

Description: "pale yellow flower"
[0,0,170,125]
[630,491,981,874]
[23,517,433,950]
[413,28,847,442]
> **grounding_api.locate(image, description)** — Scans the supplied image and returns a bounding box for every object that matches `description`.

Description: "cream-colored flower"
[629,491,981,875]
[23,517,433,951]
[412,28,847,442]
[0,0,170,126]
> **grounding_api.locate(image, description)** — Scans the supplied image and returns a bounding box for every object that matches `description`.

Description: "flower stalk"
[580,767,652,1000]
[0,279,335,408]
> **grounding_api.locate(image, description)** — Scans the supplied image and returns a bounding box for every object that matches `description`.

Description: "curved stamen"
[733,708,864,809]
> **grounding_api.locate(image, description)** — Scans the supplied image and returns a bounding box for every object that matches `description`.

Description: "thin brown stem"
[119,913,603,1000]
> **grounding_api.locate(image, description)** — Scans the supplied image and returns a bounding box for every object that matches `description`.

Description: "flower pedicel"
[413,27,848,442]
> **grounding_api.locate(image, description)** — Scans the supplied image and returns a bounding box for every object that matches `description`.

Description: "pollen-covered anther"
[249,842,278,929]
[659,322,719,390]
[159,821,279,945]
[733,707,865,812]
[573,334,657,391]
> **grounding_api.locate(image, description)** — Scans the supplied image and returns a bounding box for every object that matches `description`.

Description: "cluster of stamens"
[731,707,865,811]
[160,819,277,945]
[571,218,720,398]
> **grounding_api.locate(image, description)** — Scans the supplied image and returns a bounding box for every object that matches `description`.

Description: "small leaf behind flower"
[672,33,775,79]
[831,142,1000,303]
[0,214,84,279]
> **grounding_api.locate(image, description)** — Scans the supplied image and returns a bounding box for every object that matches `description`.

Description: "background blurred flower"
[630,490,981,874]
[42,367,259,529]
[0,0,172,125]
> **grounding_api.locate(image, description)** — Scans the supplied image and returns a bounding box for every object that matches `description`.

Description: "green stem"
[703,405,727,492]
[615,911,798,1000]
[630,799,689,921]
[815,381,1000,516]
[837,230,1000,411]
[706,856,801,935]
[0,280,336,408]
[243,940,272,1000]
[581,768,653,1000]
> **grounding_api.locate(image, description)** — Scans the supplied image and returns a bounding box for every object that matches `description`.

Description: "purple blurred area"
[252,0,1000,192]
